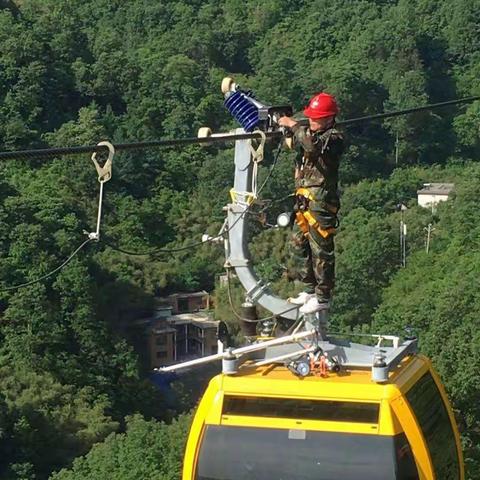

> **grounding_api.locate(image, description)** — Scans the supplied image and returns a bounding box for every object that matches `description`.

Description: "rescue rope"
[0,139,282,294]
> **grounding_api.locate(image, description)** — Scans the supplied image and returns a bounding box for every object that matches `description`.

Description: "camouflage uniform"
[289,124,344,303]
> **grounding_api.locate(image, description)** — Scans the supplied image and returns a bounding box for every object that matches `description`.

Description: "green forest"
[0,0,479,478]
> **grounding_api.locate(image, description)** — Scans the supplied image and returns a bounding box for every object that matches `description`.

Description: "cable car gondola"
[182,348,463,480]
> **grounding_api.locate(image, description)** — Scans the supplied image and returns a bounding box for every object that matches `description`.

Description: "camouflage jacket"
[291,124,344,209]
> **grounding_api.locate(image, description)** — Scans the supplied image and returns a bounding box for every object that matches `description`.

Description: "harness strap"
[295,211,336,239]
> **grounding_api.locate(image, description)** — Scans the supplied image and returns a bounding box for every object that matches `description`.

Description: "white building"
[417,183,454,212]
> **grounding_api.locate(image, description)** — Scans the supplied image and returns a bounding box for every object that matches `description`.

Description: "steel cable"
[0,95,478,161]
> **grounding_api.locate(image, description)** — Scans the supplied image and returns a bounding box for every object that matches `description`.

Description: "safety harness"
[294,187,337,239]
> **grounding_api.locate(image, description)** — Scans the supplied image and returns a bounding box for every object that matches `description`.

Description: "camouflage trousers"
[289,187,338,302]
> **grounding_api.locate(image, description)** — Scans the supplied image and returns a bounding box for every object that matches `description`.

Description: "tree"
[0,365,118,479]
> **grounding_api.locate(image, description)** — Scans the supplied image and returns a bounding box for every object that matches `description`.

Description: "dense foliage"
[50,414,191,480]
[0,0,478,478]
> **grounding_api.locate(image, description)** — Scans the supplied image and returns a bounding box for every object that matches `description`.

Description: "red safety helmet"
[303,92,339,119]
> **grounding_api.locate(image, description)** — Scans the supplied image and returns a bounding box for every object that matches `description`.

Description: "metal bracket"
[384,338,418,371]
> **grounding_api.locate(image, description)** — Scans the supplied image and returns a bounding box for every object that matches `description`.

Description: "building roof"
[168,311,218,329]
[417,183,454,195]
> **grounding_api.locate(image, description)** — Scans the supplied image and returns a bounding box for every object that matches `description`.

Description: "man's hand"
[277,116,297,129]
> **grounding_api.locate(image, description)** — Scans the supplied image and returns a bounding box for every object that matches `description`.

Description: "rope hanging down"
[0,95,478,161]
[0,141,114,293]
[249,130,266,202]
[89,141,114,241]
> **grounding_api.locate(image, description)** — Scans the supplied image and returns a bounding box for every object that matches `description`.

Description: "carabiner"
[91,141,114,183]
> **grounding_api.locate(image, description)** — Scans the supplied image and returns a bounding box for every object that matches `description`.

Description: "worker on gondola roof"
[278,92,344,314]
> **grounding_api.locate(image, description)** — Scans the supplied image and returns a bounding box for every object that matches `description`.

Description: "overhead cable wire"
[0,95,478,161]
[0,132,282,161]
[338,95,480,126]
[0,238,94,293]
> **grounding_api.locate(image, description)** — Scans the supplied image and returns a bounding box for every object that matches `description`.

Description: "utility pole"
[397,203,408,267]
[424,223,435,254]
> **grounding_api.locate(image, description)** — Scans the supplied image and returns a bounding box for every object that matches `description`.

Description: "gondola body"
[183,354,463,480]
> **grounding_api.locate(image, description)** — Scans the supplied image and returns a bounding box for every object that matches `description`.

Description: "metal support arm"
[225,130,299,321]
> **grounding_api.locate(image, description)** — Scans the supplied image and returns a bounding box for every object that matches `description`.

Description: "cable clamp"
[88,141,114,241]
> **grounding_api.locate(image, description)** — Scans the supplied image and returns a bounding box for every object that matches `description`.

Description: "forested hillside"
[0,0,479,478]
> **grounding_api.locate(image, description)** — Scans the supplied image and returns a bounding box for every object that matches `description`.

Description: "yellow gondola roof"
[217,355,428,402]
